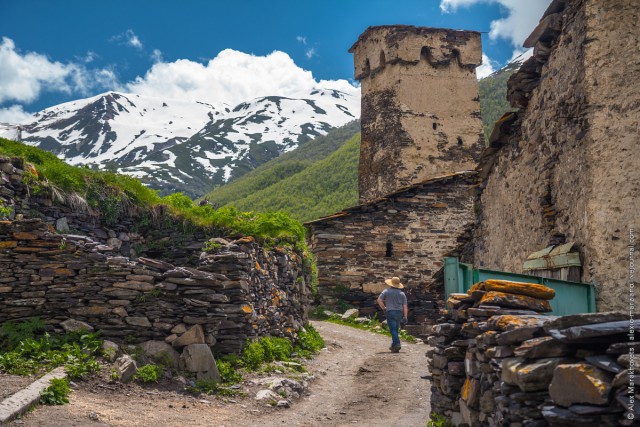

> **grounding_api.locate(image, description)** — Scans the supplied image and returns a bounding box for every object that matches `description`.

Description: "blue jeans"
[386,310,403,348]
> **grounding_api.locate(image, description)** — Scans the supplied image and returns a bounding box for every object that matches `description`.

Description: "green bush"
[294,324,325,358]
[134,364,164,383]
[0,317,45,351]
[241,340,266,371]
[260,337,293,363]
[216,359,242,384]
[0,326,103,378]
[0,200,12,218]
[40,377,71,405]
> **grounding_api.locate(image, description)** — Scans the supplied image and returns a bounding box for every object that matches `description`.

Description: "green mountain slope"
[478,59,521,140]
[203,120,360,208]
[212,133,361,223]
[205,60,520,222]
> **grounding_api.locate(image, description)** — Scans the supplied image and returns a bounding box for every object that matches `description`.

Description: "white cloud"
[440,0,482,12]
[110,29,143,50]
[476,53,498,79]
[125,49,359,107]
[296,36,307,45]
[77,51,98,63]
[0,37,74,103]
[151,49,163,63]
[305,47,317,59]
[440,0,551,49]
[0,37,120,105]
[0,105,33,124]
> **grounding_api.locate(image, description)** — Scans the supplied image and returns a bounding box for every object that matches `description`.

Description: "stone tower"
[350,25,484,203]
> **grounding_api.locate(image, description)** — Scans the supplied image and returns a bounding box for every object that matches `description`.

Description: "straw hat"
[384,276,404,289]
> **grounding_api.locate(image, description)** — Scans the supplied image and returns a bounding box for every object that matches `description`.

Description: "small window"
[457,136,463,145]
[385,241,393,257]
[433,123,437,130]
[380,50,386,67]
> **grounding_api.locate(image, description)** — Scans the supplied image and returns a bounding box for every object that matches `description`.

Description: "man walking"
[377,276,408,353]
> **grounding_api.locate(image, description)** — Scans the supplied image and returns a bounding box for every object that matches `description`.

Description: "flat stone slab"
[548,320,639,343]
[0,367,67,423]
[543,311,629,333]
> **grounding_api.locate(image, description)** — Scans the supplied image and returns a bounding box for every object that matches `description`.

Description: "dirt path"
[12,322,431,427]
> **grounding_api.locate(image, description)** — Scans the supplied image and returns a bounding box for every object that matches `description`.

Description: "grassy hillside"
[217,133,361,223]
[0,138,306,246]
[202,121,360,207]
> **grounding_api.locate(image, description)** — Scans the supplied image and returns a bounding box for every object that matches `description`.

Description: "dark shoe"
[391,345,401,353]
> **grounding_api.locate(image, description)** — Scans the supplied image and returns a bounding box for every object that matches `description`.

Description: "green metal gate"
[444,257,597,315]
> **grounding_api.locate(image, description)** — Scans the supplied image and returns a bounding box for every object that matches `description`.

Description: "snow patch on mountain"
[0,88,360,197]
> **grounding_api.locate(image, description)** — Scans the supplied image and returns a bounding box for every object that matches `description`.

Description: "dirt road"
[13,322,431,427]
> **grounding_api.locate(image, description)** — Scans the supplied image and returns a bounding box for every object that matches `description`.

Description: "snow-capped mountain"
[3,89,359,197]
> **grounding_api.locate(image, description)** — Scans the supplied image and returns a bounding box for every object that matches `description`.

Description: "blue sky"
[0,0,550,122]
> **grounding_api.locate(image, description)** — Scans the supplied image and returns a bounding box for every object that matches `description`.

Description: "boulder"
[171,323,188,334]
[501,358,525,386]
[172,324,205,348]
[102,340,119,362]
[460,377,481,408]
[125,316,152,327]
[140,340,181,368]
[255,389,279,402]
[515,358,568,392]
[496,326,540,345]
[60,318,94,333]
[514,336,573,359]
[341,308,359,320]
[180,344,221,382]
[114,355,137,382]
[55,217,70,233]
[549,363,614,406]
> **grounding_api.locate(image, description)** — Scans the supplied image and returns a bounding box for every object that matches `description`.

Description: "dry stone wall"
[0,157,312,353]
[307,172,475,325]
[427,280,639,426]
[474,0,640,311]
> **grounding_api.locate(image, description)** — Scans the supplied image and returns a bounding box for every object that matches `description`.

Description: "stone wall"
[0,156,312,353]
[473,0,640,311]
[349,25,484,204]
[0,219,310,353]
[307,172,476,324]
[427,280,639,426]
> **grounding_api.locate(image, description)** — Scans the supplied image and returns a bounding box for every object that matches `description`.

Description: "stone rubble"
[427,279,639,426]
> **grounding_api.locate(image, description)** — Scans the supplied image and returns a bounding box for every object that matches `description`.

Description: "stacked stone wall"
[427,283,638,426]
[474,0,640,311]
[0,157,312,353]
[0,219,310,353]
